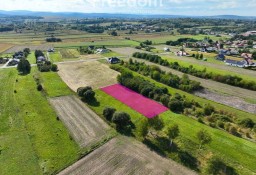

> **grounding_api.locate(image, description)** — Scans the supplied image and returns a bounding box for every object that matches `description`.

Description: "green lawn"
[0,68,79,175]
[27,52,37,64]
[48,52,63,63]
[88,89,256,175]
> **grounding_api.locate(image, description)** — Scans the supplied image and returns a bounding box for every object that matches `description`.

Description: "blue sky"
[1,0,256,16]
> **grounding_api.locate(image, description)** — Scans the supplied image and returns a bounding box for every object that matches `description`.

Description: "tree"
[138,118,149,139]
[166,124,179,147]
[239,118,255,128]
[148,116,164,131]
[112,112,131,130]
[252,51,256,60]
[200,53,204,60]
[83,90,95,100]
[17,58,31,74]
[103,107,116,121]
[110,30,118,36]
[204,104,215,116]
[197,129,212,149]
[77,86,92,97]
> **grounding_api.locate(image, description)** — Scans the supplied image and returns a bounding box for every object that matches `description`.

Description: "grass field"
[88,89,256,175]
[35,70,74,97]
[0,68,80,175]
[59,49,80,59]
[54,39,140,48]
[49,52,63,63]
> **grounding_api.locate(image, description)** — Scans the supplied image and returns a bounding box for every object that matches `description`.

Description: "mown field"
[0,68,80,175]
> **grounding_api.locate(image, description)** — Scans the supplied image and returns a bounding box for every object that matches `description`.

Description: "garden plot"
[49,95,111,148]
[58,137,197,175]
[57,61,119,91]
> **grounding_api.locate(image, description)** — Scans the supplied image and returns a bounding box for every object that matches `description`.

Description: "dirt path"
[49,96,111,148]
[194,89,256,114]
[58,136,197,175]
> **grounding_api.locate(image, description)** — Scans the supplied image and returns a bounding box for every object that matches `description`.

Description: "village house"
[176,51,188,56]
[96,48,108,54]
[107,57,120,64]
[37,56,46,63]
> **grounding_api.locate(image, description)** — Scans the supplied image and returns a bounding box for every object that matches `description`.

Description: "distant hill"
[0,10,255,20]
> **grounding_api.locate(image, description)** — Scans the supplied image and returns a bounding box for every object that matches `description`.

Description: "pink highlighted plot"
[101,84,168,118]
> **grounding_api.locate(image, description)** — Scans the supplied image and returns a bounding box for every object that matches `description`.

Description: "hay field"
[57,61,119,91]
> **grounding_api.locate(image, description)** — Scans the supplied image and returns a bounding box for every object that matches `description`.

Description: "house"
[96,49,108,54]
[13,51,24,59]
[176,51,188,56]
[37,56,46,63]
[253,45,256,49]
[241,53,252,60]
[107,57,120,64]
[225,59,247,68]
[216,54,226,61]
[48,48,55,52]
[164,47,170,52]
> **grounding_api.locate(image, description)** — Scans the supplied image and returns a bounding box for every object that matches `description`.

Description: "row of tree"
[166,38,198,46]
[121,59,202,92]
[132,52,256,91]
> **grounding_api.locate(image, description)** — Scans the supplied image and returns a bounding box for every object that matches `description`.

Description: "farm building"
[107,57,120,64]
[0,58,9,64]
[7,59,19,66]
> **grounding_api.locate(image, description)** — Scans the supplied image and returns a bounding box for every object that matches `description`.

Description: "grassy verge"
[0,68,80,175]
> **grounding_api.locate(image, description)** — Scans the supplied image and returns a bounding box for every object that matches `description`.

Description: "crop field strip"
[49,95,111,148]
[58,137,197,175]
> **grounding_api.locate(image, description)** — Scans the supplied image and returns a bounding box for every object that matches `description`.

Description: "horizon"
[1,0,256,16]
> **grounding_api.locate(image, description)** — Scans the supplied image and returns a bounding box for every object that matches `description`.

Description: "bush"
[239,118,255,128]
[112,112,131,130]
[168,99,184,113]
[204,104,215,116]
[217,120,225,128]
[51,64,58,72]
[77,86,92,97]
[103,107,116,121]
[37,84,43,91]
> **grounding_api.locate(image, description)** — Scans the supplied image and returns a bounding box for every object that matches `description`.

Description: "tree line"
[121,59,202,93]
[132,52,256,91]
